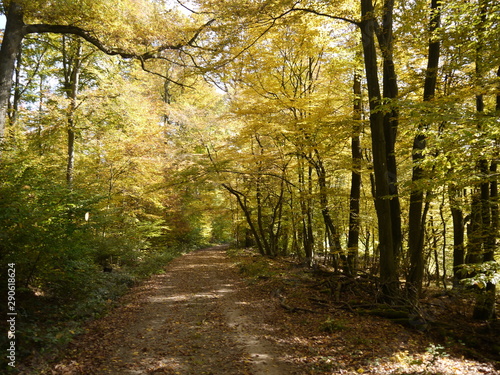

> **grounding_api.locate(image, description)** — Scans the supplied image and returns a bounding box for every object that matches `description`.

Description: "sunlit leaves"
[460,261,500,288]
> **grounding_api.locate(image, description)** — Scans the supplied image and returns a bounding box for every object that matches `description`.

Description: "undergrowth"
[0,245,195,373]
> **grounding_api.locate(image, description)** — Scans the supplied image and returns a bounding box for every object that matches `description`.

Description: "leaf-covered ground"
[23,246,499,374]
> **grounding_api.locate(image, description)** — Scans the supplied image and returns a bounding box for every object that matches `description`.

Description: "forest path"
[51,246,299,375]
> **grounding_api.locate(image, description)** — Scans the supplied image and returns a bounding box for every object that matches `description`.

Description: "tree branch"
[24,20,214,63]
[25,24,141,58]
[277,7,360,26]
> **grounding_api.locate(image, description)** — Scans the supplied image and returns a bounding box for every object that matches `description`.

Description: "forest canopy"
[0,0,499,367]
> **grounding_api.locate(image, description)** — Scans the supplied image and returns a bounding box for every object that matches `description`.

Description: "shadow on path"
[50,246,295,375]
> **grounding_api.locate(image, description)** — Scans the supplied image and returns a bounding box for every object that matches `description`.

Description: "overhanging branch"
[276,7,360,26]
[24,20,215,77]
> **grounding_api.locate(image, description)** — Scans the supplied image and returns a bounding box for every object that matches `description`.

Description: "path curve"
[51,246,297,375]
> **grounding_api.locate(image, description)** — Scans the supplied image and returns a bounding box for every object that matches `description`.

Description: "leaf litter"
[23,246,499,374]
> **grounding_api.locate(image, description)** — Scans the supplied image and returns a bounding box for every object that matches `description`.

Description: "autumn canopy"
[0,0,499,367]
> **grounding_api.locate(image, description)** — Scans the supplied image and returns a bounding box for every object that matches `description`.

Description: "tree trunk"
[62,37,82,189]
[473,159,498,320]
[7,49,22,127]
[312,151,343,269]
[298,156,314,264]
[377,0,402,264]
[450,188,465,284]
[406,0,441,303]
[471,0,496,319]
[439,196,448,289]
[0,1,26,142]
[347,71,362,274]
[223,184,266,255]
[360,0,399,300]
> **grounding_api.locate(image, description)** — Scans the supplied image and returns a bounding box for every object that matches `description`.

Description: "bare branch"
[276,7,360,26]
[138,57,193,88]
[176,0,200,15]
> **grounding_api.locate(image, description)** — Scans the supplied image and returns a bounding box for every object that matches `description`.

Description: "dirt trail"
[51,246,298,375]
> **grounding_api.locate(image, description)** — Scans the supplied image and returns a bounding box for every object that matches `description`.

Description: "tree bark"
[360,0,399,300]
[7,49,22,127]
[62,37,82,189]
[0,1,26,143]
[222,184,266,255]
[450,188,465,285]
[471,0,496,320]
[298,155,314,264]
[377,0,402,263]
[347,71,362,274]
[407,0,441,304]
[313,155,343,269]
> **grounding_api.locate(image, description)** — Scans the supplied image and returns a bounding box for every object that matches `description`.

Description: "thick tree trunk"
[360,0,399,300]
[471,0,496,320]
[473,159,498,320]
[0,1,26,142]
[407,0,441,303]
[377,0,402,263]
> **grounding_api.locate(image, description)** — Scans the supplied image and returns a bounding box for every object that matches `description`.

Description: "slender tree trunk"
[450,187,465,284]
[223,184,265,255]
[256,176,270,255]
[347,71,362,274]
[360,0,399,300]
[0,1,203,141]
[7,49,22,128]
[62,37,82,189]
[497,66,500,113]
[298,155,314,264]
[476,67,499,317]
[407,0,441,303]
[439,196,448,289]
[311,150,343,269]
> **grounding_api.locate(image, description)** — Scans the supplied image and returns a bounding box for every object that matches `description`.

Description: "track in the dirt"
[50,246,296,375]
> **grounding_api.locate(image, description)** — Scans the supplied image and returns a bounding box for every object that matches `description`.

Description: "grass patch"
[319,317,349,333]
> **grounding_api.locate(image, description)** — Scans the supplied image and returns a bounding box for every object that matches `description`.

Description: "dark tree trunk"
[406,0,441,303]
[450,188,465,285]
[497,66,500,112]
[222,184,266,255]
[377,0,402,263]
[347,71,362,274]
[472,160,498,320]
[471,0,496,319]
[360,0,399,300]
[311,151,343,269]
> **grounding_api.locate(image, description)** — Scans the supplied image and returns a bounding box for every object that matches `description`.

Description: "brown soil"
[28,246,500,374]
[43,246,300,375]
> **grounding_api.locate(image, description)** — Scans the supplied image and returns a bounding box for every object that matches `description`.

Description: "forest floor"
[22,246,500,374]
